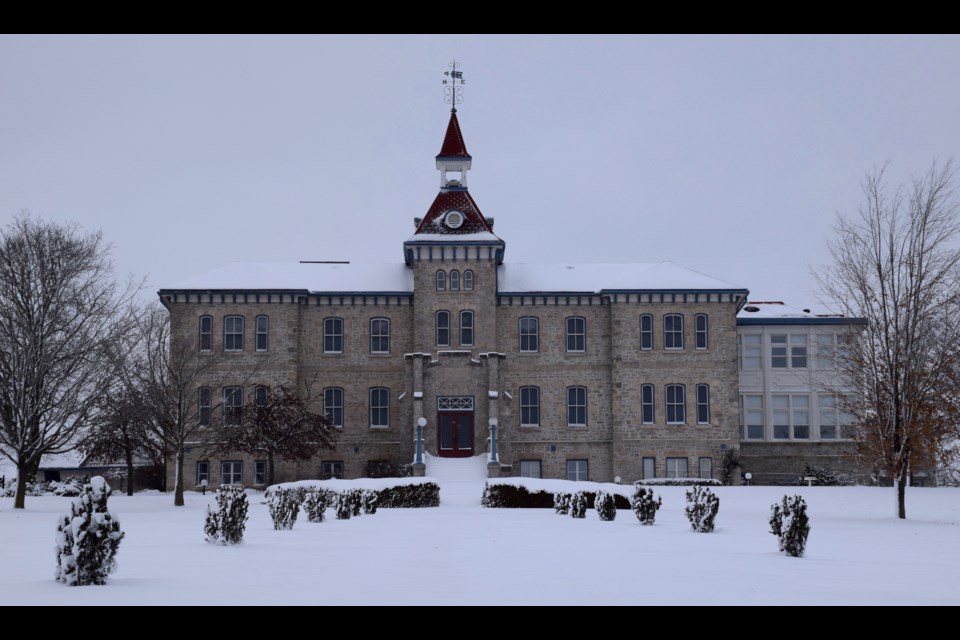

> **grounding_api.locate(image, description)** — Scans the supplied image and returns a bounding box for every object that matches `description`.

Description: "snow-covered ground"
[2,459,959,605]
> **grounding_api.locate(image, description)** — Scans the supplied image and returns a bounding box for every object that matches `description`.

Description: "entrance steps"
[423,454,489,507]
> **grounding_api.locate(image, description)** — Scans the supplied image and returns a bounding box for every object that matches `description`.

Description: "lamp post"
[415,417,427,465]
[488,417,499,464]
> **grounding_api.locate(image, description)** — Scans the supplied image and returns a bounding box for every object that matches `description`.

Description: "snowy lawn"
[2,484,959,605]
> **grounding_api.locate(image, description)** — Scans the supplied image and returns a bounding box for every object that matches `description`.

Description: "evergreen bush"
[631,487,662,525]
[594,490,617,521]
[684,485,719,533]
[54,477,124,586]
[770,495,810,558]
[267,487,303,530]
[204,486,249,545]
[553,492,571,515]
[362,490,378,515]
[302,489,332,523]
[569,491,588,519]
[335,492,353,520]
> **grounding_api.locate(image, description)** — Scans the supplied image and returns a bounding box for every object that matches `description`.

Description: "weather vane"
[442,60,465,112]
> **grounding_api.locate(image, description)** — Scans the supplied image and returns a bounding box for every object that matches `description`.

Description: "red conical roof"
[436,110,472,159]
[412,190,495,236]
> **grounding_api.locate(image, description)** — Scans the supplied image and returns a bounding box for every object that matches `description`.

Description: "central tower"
[404,63,505,460]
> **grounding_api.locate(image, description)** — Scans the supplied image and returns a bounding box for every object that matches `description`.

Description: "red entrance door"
[438,412,474,458]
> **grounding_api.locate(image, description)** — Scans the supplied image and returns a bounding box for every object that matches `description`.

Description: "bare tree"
[206,383,338,487]
[0,215,138,508]
[130,304,220,506]
[817,161,960,519]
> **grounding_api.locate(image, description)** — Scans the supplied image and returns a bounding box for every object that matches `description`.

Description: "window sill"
[369,426,391,431]
[567,424,588,429]
[519,424,540,429]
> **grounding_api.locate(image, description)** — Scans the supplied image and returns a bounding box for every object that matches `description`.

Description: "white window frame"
[253,461,267,485]
[463,270,474,290]
[566,459,589,482]
[739,334,762,370]
[323,387,344,429]
[255,315,269,352]
[224,315,244,352]
[519,317,539,353]
[223,386,243,427]
[220,461,242,486]
[460,310,474,347]
[696,384,710,425]
[199,315,212,352]
[369,387,390,429]
[567,386,587,427]
[436,310,451,347]
[665,457,688,479]
[370,317,390,354]
[642,457,656,480]
[741,394,765,440]
[450,270,460,291]
[519,460,542,478]
[640,314,654,350]
[773,394,810,440]
[436,270,446,291]
[198,387,211,427]
[565,316,586,353]
[321,461,344,480]
[641,384,655,424]
[323,317,343,354]
[771,334,808,369]
[695,314,708,350]
[665,384,686,425]
[698,457,713,480]
[519,386,540,427]
[196,461,210,486]
[664,314,684,350]
[818,394,838,440]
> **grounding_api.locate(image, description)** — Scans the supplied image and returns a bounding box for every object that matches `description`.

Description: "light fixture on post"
[415,417,427,465]
[488,417,499,464]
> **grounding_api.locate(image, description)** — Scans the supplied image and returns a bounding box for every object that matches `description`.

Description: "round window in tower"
[445,210,464,230]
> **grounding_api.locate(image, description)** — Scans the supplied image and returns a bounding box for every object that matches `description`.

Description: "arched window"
[370,317,390,354]
[436,270,446,291]
[640,384,655,424]
[197,387,211,427]
[666,384,686,424]
[450,270,461,291]
[519,386,540,427]
[664,314,684,350]
[567,386,588,427]
[224,316,244,352]
[695,314,708,350]
[436,311,451,347]
[255,315,269,352]
[463,270,474,290]
[460,310,474,346]
[323,387,344,429]
[199,316,212,352]
[640,314,653,350]
[369,387,390,428]
[519,317,539,353]
[254,385,269,408]
[566,316,586,352]
[323,318,343,354]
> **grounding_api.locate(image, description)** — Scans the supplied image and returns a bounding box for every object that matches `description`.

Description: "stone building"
[159,109,773,489]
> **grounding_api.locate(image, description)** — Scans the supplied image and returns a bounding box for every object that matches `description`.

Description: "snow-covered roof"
[163,261,748,295]
[737,301,867,326]
[406,231,501,243]
[163,262,414,293]
[498,262,747,293]
[38,451,85,470]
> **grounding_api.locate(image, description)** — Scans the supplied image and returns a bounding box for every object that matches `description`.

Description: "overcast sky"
[2,35,958,310]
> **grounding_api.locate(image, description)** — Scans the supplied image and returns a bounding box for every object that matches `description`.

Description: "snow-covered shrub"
[350,489,364,517]
[54,477,124,586]
[267,487,303,530]
[375,482,440,508]
[303,489,332,523]
[594,490,617,521]
[631,487,662,526]
[334,492,353,520]
[803,464,851,487]
[770,495,810,558]
[553,492,571,515]
[481,482,554,508]
[362,490,378,515]
[684,485,719,533]
[569,491,588,519]
[204,486,249,545]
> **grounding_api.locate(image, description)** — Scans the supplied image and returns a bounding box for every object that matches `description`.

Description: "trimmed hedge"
[375,482,440,508]
[635,478,722,487]
[481,483,631,509]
